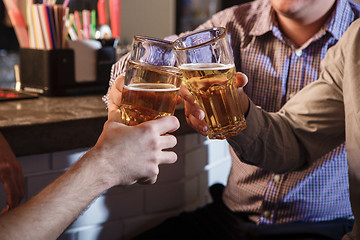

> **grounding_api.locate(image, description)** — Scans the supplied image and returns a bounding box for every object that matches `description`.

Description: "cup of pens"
[118,36,182,126]
[10,0,121,50]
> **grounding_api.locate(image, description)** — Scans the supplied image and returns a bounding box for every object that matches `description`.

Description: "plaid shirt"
[104,0,360,225]
[192,0,360,224]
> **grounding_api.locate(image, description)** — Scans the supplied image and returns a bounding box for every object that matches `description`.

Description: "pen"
[74,10,83,40]
[39,4,52,49]
[31,4,45,49]
[97,0,107,26]
[63,13,74,43]
[3,0,30,48]
[26,0,36,48]
[109,0,121,39]
[82,9,90,39]
[97,0,112,39]
[62,0,70,8]
[46,5,56,48]
[91,9,96,39]
[61,7,69,48]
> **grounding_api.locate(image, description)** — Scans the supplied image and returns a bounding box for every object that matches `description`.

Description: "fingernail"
[202,126,208,132]
[197,111,205,120]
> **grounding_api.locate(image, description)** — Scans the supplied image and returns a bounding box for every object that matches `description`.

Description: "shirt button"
[263,210,271,218]
[295,49,302,57]
[273,174,281,182]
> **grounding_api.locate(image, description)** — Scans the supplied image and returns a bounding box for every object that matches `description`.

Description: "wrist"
[70,148,115,196]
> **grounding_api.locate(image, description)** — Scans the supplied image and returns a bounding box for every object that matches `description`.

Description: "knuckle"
[142,124,157,135]
[148,138,160,150]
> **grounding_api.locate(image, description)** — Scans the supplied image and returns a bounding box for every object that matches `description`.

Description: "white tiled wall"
[8,133,232,240]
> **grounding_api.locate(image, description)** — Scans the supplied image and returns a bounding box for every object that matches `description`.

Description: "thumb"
[108,76,125,113]
[236,72,248,88]
[235,72,250,116]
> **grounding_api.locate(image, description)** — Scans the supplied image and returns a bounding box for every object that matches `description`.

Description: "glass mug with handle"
[119,36,182,126]
[173,27,246,139]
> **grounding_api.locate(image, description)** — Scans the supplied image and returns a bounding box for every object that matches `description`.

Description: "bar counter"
[0,95,193,157]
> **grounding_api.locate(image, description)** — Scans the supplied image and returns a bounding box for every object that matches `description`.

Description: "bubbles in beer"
[119,60,181,126]
[180,63,246,139]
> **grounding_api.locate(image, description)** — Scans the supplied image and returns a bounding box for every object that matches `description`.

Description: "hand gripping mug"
[119,36,182,126]
[173,27,246,139]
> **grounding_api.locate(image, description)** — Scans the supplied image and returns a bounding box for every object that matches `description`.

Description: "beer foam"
[125,83,180,92]
[179,63,235,71]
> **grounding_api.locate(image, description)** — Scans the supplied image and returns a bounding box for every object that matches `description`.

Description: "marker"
[91,9,96,39]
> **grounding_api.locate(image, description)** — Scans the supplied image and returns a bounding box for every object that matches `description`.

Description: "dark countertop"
[0,95,193,157]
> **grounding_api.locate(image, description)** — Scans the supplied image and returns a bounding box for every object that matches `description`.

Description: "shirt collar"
[327,0,355,40]
[249,1,273,36]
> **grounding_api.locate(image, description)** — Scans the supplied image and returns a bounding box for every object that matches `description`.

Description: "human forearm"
[228,100,308,172]
[0,132,25,212]
[228,77,346,173]
[0,149,108,240]
[0,114,180,239]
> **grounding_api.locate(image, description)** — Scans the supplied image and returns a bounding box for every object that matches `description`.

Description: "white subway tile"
[18,153,50,174]
[184,146,208,177]
[206,139,231,165]
[61,221,124,240]
[52,148,88,170]
[70,194,111,228]
[122,210,181,240]
[184,176,199,205]
[185,134,207,152]
[170,133,207,155]
[156,155,186,183]
[92,221,124,240]
[207,157,232,186]
[69,187,144,229]
[199,171,212,203]
[144,181,185,213]
[102,187,144,219]
[144,176,205,214]
[26,171,63,198]
[157,144,208,183]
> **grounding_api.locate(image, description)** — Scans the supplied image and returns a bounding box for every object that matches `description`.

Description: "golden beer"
[119,60,181,126]
[180,63,246,139]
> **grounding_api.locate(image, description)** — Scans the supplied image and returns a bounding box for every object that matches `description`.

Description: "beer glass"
[119,36,181,126]
[173,27,246,139]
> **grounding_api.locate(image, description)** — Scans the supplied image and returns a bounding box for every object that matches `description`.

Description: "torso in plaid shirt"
[194,0,360,224]
[105,0,360,226]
